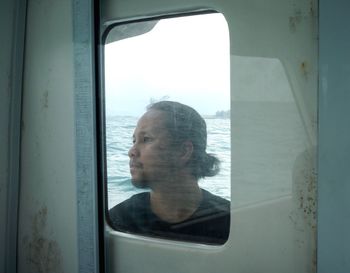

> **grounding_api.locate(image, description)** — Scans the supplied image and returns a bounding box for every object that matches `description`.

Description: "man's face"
[128,109,179,188]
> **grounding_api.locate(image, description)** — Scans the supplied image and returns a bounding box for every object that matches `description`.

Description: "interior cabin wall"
[4,0,348,272]
[16,0,79,272]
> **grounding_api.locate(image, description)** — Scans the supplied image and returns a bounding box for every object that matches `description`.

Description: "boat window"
[103,13,231,245]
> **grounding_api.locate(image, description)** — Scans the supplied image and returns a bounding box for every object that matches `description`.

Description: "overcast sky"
[104,13,230,117]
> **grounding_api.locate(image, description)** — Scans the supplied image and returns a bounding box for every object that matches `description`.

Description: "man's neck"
[150,176,202,223]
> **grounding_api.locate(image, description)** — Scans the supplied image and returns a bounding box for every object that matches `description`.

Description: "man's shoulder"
[110,192,149,213]
[108,192,150,231]
[201,189,230,210]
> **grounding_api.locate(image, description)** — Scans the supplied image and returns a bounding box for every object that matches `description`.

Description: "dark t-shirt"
[108,189,230,244]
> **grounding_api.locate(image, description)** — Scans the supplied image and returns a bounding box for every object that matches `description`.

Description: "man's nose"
[128,144,138,158]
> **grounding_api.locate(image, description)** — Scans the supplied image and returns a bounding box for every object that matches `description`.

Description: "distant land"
[203,110,230,119]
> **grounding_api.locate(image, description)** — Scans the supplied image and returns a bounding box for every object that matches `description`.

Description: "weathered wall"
[17,0,78,272]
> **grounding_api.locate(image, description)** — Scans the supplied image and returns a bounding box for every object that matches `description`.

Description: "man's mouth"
[129,161,142,170]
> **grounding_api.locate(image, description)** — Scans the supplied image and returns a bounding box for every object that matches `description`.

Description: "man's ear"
[180,141,193,164]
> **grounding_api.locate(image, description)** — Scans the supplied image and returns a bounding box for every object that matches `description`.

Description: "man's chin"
[131,178,149,189]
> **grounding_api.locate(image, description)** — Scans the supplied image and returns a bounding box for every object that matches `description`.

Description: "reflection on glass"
[104,13,231,244]
[109,101,230,244]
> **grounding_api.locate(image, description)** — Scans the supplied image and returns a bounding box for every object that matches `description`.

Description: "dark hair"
[147,101,220,179]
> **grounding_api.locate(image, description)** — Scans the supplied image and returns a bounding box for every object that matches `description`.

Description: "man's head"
[128,101,220,188]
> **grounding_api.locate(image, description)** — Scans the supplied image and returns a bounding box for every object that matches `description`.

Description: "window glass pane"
[104,13,231,245]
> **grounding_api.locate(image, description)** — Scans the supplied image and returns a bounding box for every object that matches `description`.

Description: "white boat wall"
[0,0,349,273]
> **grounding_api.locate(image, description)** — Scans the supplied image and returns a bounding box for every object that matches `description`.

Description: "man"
[109,101,230,244]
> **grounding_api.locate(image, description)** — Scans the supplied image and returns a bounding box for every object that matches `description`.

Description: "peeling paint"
[23,206,63,273]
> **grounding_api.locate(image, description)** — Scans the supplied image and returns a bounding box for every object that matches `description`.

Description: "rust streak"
[23,206,63,273]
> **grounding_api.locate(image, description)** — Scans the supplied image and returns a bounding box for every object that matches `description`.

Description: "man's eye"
[143,136,152,142]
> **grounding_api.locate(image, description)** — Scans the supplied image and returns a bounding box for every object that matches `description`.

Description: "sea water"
[106,116,231,209]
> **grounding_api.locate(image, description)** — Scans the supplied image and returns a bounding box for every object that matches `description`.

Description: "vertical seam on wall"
[72,0,100,272]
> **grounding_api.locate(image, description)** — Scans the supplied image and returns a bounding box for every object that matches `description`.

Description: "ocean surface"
[106,116,231,209]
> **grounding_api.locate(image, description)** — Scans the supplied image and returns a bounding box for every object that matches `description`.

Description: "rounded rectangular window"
[103,12,231,245]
